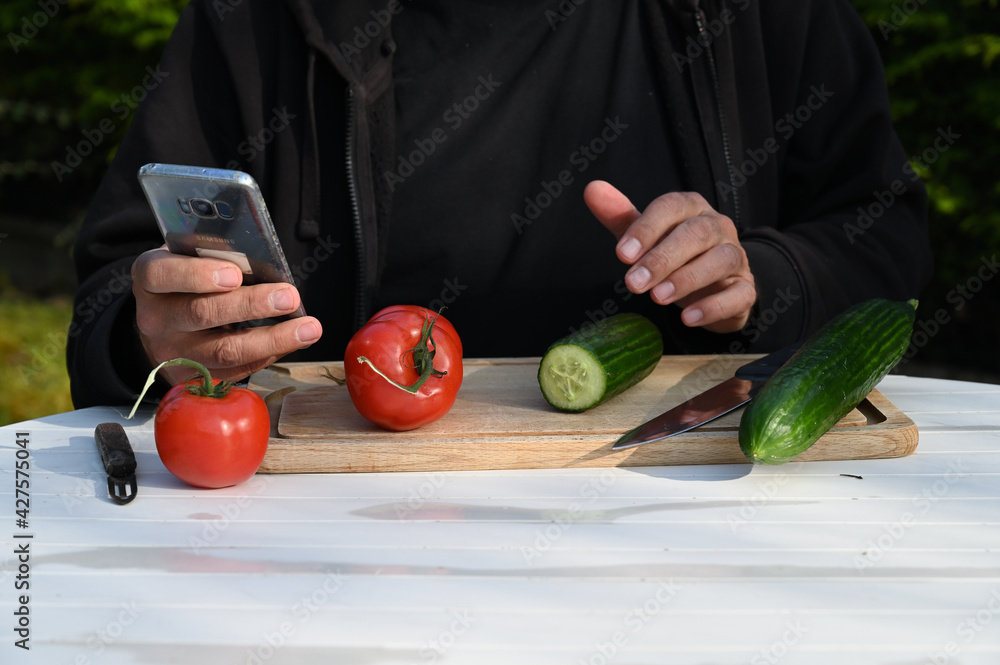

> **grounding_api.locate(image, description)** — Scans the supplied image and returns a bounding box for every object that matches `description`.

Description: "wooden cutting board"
[249,356,917,473]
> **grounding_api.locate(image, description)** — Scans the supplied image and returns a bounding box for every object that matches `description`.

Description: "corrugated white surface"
[2,375,1000,664]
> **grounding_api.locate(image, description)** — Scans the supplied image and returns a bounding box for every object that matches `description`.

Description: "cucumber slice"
[538,313,663,412]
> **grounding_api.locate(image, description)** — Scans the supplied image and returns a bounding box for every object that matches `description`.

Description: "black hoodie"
[68,0,933,408]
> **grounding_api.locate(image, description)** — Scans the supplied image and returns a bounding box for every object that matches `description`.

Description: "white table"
[2,374,999,664]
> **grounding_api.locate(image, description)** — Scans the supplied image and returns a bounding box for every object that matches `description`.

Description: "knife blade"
[612,341,803,450]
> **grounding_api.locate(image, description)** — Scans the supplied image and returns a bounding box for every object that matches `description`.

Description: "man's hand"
[132,248,323,386]
[584,180,756,333]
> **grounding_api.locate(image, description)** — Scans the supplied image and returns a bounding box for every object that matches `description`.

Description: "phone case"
[137,163,305,318]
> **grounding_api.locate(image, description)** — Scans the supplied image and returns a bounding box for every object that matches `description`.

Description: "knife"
[95,423,138,505]
[612,341,803,450]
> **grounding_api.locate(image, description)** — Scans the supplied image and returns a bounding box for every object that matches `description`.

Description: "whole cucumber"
[739,298,917,465]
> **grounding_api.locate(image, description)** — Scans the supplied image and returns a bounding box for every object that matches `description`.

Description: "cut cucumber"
[739,298,918,465]
[538,313,663,412]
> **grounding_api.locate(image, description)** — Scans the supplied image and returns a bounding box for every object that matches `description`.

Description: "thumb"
[584,180,640,241]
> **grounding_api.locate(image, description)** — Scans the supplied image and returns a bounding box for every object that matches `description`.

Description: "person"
[67,0,933,408]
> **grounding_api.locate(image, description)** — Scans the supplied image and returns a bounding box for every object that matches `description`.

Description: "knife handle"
[95,422,137,478]
[735,341,804,382]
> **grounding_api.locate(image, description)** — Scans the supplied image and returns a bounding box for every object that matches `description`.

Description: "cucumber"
[739,298,917,465]
[538,313,663,412]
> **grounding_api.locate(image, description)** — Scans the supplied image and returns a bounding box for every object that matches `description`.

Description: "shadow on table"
[38,434,190,504]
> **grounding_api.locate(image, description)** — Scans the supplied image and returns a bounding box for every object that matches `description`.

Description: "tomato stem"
[320,367,347,385]
[357,312,447,394]
[126,358,233,419]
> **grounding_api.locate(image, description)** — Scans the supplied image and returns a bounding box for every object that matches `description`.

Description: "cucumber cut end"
[538,344,607,412]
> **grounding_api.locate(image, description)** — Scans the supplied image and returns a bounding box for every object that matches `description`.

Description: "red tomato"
[368,305,463,356]
[344,306,463,431]
[155,378,270,489]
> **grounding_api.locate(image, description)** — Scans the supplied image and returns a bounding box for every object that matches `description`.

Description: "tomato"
[129,358,270,489]
[368,305,463,356]
[344,306,463,431]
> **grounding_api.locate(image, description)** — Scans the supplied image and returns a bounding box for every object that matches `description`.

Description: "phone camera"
[215,201,234,219]
[176,199,192,214]
[189,198,217,218]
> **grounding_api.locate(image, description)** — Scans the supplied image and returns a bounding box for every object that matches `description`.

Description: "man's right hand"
[131,247,323,387]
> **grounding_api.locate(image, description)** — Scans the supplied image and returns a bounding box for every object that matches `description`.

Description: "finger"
[647,242,747,305]
[624,212,729,294]
[191,316,323,378]
[132,248,245,295]
[152,316,324,384]
[615,191,715,268]
[146,283,305,333]
[583,180,640,246]
[677,278,757,333]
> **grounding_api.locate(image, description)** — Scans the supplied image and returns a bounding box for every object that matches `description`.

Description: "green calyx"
[358,312,448,394]
[127,358,232,419]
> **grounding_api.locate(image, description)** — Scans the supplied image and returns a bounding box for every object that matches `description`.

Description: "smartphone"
[137,163,306,320]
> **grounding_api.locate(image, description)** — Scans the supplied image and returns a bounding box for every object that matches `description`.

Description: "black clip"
[94,423,138,505]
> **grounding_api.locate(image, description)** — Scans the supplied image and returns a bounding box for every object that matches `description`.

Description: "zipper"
[694,5,741,229]
[344,85,368,330]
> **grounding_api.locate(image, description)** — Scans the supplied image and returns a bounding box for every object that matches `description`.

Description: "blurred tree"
[0,0,187,224]
[851,0,1000,379]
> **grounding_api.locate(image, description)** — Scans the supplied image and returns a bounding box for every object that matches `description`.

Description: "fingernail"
[270,288,295,312]
[215,269,241,288]
[683,308,703,325]
[626,266,651,291]
[296,321,321,343]
[619,237,642,262]
[652,280,675,303]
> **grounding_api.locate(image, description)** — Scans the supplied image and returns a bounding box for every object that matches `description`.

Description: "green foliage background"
[0,0,997,425]
[851,0,1000,377]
